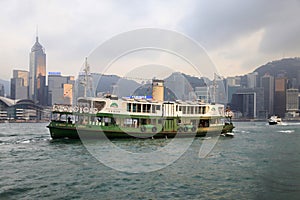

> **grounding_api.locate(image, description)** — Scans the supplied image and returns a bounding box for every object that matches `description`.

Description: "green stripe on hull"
[47,122,226,139]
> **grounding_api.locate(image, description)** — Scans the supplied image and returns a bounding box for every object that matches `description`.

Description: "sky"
[1,0,300,80]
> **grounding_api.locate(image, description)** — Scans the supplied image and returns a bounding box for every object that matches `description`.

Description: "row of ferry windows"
[177,105,208,114]
[127,103,161,113]
[126,103,208,115]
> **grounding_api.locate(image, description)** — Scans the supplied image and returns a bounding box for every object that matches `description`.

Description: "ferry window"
[204,107,207,114]
[187,106,191,114]
[146,104,151,113]
[191,107,194,114]
[137,104,141,112]
[152,105,156,113]
[158,119,163,124]
[141,118,147,125]
[94,101,106,111]
[195,107,198,114]
[182,106,186,114]
[202,106,207,114]
[151,119,156,125]
[179,106,182,111]
[156,105,161,110]
[142,104,147,113]
[176,105,178,112]
[127,103,132,112]
[191,119,198,126]
[133,103,137,112]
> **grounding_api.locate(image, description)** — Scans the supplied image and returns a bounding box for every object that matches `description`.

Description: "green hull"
[47,122,233,139]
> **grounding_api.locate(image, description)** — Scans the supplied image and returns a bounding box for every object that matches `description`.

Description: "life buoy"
[63,106,69,112]
[53,105,58,111]
[178,127,183,132]
[73,106,79,112]
[83,107,89,113]
[191,126,197,132]
[140,126,146,132]
[152,127,157,133]
[183,127,188,132]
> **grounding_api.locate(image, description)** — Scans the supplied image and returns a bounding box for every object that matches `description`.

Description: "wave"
[277,130,295,134]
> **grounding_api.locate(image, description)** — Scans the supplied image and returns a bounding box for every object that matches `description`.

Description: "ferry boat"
[268,115,282,125]
[47,79,234,139]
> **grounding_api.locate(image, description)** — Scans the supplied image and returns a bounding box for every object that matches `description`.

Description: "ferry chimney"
[152,79,164,102]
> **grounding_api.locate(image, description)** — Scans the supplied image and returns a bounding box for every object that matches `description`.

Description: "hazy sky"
[1,0,300,80]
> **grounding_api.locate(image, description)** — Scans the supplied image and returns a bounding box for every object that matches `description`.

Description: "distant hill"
[0,79,10,97]
[95,74,141,97]
[94,72,207,100]
[254,57,300,89]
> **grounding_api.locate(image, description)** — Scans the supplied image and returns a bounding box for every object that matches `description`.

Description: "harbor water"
[1,122,300,199]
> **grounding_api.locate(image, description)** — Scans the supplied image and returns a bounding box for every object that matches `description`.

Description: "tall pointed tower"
[29,34,47,105]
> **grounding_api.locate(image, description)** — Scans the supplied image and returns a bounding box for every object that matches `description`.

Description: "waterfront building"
[48,72,75,105]
[231,88,264,119]
[0,96,45,120]
[10,70,29,100]
[225,76,242,104]
[261,74,274,116]
[286,88,299,117]
[29,35,47,105]
[274,77,287,117]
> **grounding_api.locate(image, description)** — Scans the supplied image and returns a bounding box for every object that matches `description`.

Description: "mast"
[82,57,91,98]
[212,73,217,103]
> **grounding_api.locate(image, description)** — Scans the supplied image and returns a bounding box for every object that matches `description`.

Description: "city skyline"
[1,0,300,80]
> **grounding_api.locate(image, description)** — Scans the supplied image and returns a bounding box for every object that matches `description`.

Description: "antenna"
[36,24,39,41]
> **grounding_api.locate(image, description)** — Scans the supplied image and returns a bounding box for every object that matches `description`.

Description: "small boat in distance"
[220,107,235,137]
[268,115,282,125]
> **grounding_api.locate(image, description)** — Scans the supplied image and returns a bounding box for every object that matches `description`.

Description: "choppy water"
[1,122,300,199]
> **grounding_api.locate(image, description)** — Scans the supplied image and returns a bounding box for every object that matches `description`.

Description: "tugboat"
[220,107,235,137]
[268,115,282,125]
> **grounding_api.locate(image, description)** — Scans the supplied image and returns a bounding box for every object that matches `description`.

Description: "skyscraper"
[274,77,287,117]
[29,35,47,105]
[10,69,29,99]
[286,88,299,117]
[261,74,274,116]
[0,84,4,97]
[48,72,75,105]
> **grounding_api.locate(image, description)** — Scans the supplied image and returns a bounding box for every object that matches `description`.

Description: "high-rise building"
[10,69,29,100]
[261,74,274,116]
[29,35,47,105]
[225,76,242,104]
[231,88,264,119]
[246,72,258,88]
[0,84,4,97]
[274,77,287,117]
[286,88,299,116]
[48,72,75,105]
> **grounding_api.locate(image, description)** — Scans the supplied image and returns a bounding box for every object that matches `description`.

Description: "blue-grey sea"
[1,122,300,200]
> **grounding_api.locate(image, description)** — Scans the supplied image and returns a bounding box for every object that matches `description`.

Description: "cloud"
[0,0,300,80]
[179,0,300,76]
[0,0,191,80]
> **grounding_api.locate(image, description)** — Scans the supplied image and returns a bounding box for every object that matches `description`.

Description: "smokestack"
[152,79,164,102]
